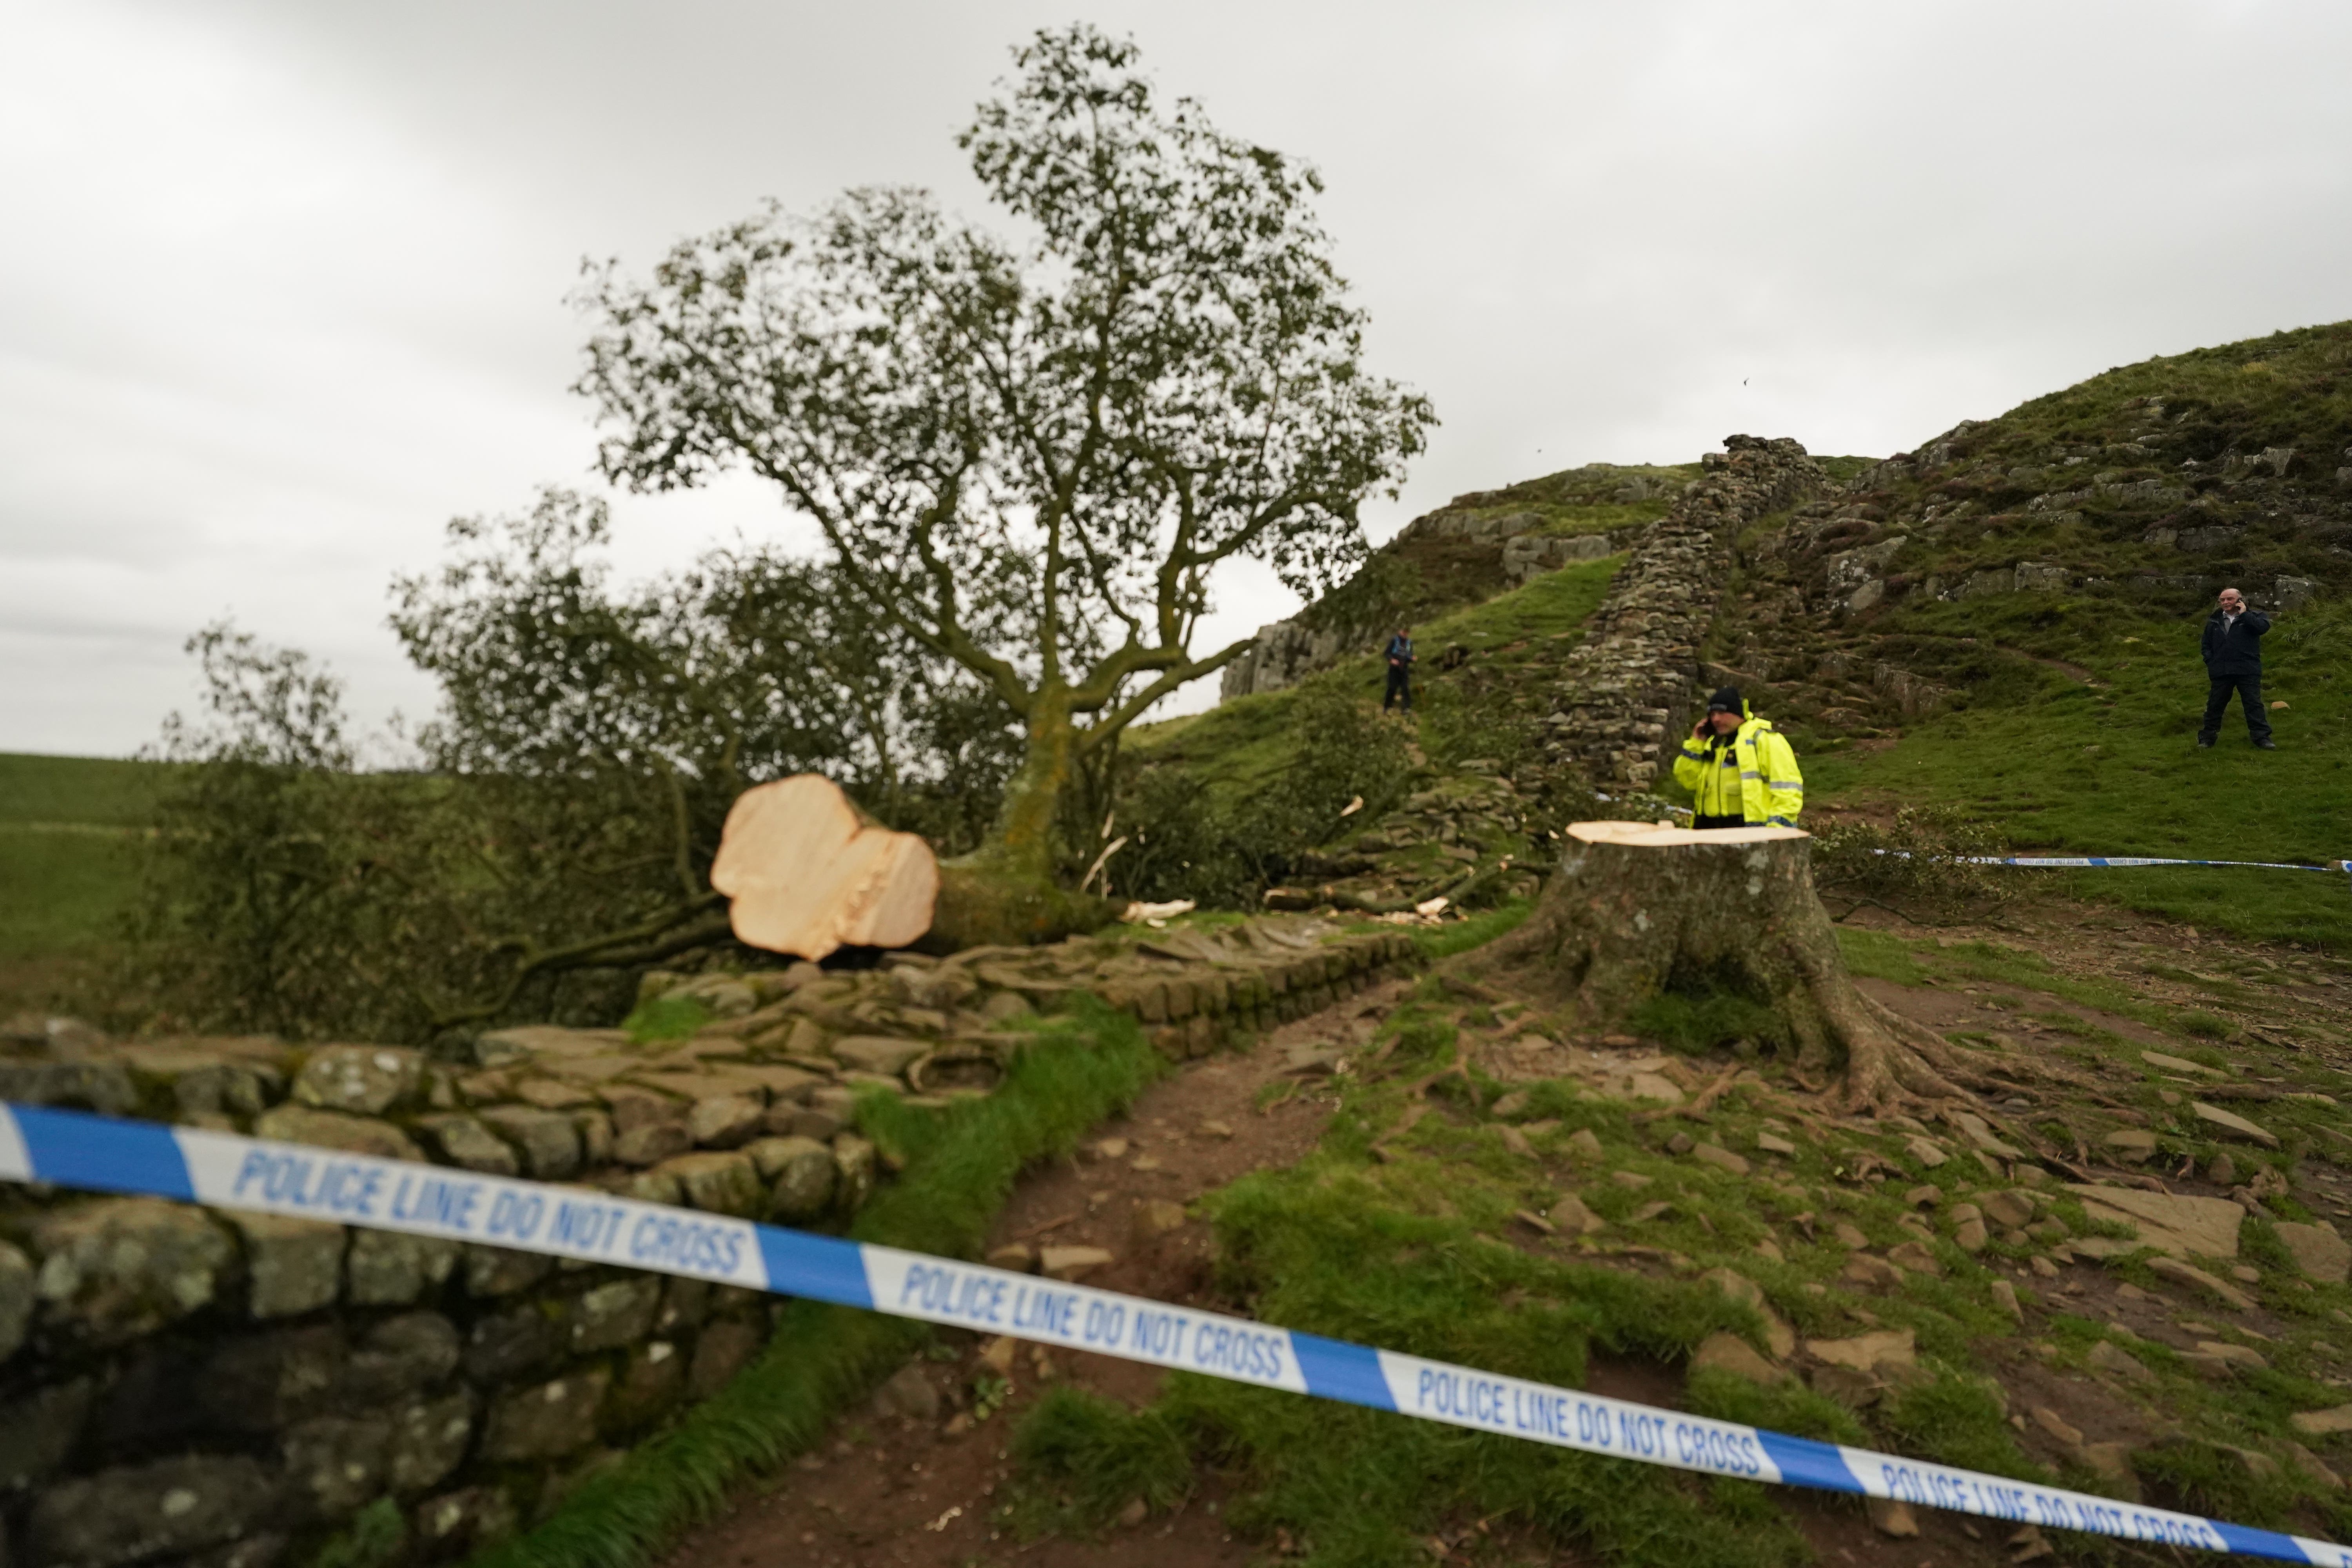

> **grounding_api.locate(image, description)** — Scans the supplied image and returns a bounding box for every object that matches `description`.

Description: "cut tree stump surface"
[711,775,940,960]
[1565,820,1809,848]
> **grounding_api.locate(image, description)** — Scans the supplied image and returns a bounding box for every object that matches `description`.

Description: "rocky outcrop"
[0,919,1414,1567]
[1538,436,1831,789]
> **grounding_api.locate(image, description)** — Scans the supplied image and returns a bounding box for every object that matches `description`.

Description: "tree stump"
[1472,820,1998,1114]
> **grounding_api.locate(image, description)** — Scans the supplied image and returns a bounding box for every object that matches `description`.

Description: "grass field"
[0,752,169,1011]
[1804,594,2352,950]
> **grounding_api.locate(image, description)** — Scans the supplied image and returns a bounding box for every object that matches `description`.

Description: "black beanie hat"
[1706,686,1742,713]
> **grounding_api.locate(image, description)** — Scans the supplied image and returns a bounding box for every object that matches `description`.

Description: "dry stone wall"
[1537,436,1831,789]
[0,920,1414,1568]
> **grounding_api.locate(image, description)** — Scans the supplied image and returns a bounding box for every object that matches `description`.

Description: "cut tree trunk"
[1470,820,2011,1114]
[711,775,939,960]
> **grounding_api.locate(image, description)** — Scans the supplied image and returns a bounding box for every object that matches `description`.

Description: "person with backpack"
[1382,626,1415,714]
[1672,686,1804,828]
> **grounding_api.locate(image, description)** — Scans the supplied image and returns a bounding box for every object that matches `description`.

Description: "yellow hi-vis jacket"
[1671,707,1804,826]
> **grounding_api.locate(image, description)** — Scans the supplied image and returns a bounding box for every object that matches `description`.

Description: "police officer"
[1673,686,1804,828]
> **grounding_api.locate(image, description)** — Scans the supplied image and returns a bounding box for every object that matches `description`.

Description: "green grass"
[473,1000,1167,1568]
[0,753,171,982]
[1807,593,2352,949]
[1785,320,2352,951]
[998,980,2062,1565]
[0,751,173,826]
[1131,555,1627,802]
[0,827,144,962]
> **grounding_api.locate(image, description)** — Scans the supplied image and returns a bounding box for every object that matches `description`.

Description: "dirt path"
[663,983,1403,1568]
[663,907,2352,1568]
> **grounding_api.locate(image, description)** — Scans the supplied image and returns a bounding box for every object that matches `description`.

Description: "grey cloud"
[4,0,2347,754]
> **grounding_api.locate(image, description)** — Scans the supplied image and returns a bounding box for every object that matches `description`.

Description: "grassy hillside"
[1697,320,2352,951]
[1138,553,1629,799]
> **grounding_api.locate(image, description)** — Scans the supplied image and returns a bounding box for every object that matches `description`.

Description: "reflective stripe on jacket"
[1670,711,1804,826]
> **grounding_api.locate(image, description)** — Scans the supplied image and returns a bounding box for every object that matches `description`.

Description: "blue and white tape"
[1870,849,2352,878]
[2,1102,2344,1563]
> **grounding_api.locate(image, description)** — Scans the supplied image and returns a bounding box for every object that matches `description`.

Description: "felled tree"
[1472,822,2036,1115]
[575,25,1434,938]
[132,492,1021,1043]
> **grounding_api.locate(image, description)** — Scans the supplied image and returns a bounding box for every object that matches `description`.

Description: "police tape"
[2,1101,2345,1564]
[1626,809,2347,877]
[1870,849,2352,877]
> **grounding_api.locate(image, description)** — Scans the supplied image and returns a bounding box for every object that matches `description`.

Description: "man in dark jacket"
[1382,626,1415,714]
[2198,586,2274,749]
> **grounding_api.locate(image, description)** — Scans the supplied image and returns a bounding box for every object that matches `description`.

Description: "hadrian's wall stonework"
[0,921,1414,1568]
[1537,436,1831,789]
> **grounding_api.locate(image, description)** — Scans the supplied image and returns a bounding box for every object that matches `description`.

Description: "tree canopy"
[577,24,1434,879]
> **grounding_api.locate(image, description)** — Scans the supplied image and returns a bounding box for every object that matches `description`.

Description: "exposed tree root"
[1464,823,2104,1126]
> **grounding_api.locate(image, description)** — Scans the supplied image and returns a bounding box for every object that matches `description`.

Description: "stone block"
[2275,1221,2351,1284]
[574,1108,614,1164]
[254,1105,423,1161]
[472,1024,630,1069]
[481,1369,611,1462]
[155,1054,279,1119]
[198,1324,346,1432]
[872,1362,941,1420]
[464,1244,555,1298]
[294,1045,425,1115]
[570,1277,662,1352]
[338,1312,461,1404]
[613,1120,692,1168]
[1691,1142,1750,1176]
[687,1094,765,1149]
[833,1136,877,1211]
[0,1058,137,1115]
[600,1340,685,1436]
[30,1455,278,1568]
[463,1305,559,1386]
[0,1377,95,1490]
[31,1197,237,1344]
[230,1212,346,1318]
[1690,1330,1788,1386]
[0,1238,32,1361]
[2290,1404,2352,1438]
[604,1085,683,1134]
[833,1036,928,1077]
[654,1151,764,1217]
[388,1392,475,1494]
[688,1318,764,1399]
[2067,1186,2242,1259]
[281,1415,391,1521]
[2086,1340,2156,1386]
[346,1230,459,1307]
[412,1485,517,1559]
[477,1105,582,1178]
[416,1114,521,1176]
[2191,1101,2278,1147]
[657,1277,711,1333]
[1041,1245,1112,1282]
[752,1136,837,1221]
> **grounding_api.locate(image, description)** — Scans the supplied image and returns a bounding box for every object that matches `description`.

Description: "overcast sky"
[6,0,2348,759]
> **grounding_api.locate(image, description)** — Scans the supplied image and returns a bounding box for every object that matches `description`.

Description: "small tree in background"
[577,24,1434,930]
